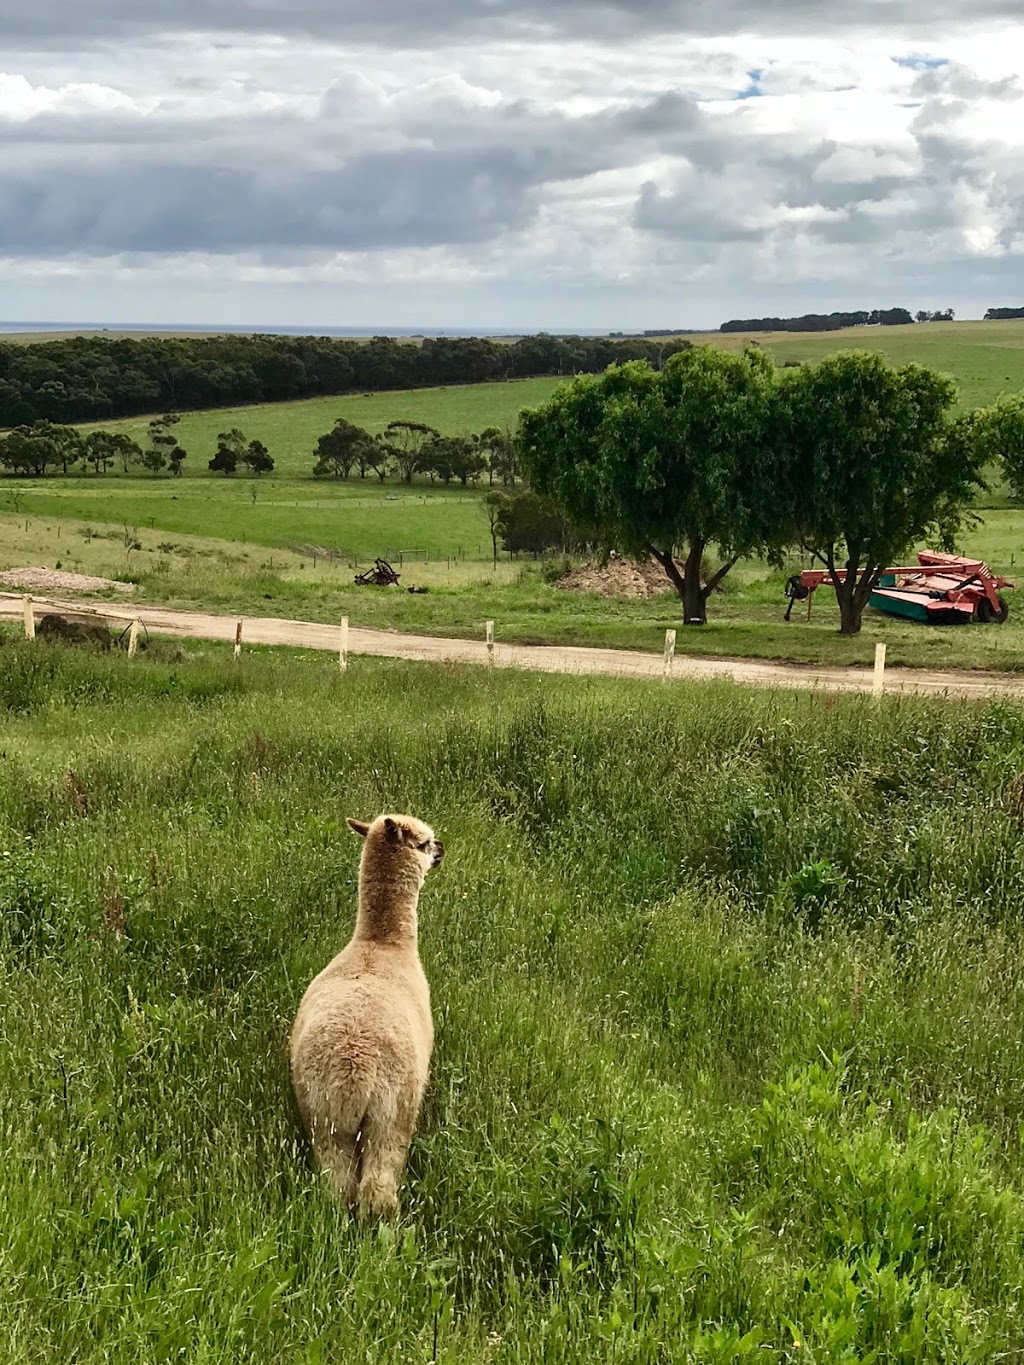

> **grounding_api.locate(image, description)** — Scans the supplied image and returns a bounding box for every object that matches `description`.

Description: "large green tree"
[85,430,144,476]
[312,418,375,479]
[975,393,1024,502]
[209,427,247,476]
[518,346,781,625]
[776,351,978,635]
[0,421,81,477]
[242,440,275,476]
[382,420,439,485]
[148,414,186,477]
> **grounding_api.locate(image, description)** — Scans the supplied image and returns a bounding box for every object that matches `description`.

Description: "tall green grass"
[5,636,1024,1360]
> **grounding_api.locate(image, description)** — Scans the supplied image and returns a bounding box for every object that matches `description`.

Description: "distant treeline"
[720,309,915,333]
[0,333,692,429]
[985,308,1024,320]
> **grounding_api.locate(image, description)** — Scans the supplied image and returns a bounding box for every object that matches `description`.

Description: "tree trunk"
[682,540,707,624]
[648,538,708,625]
[837,586,862,635]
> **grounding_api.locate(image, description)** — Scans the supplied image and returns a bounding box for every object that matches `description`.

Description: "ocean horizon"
[0,321,574,338]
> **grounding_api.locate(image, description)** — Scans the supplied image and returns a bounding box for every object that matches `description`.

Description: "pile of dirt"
[554,555,668,599]
[0,567,135,595]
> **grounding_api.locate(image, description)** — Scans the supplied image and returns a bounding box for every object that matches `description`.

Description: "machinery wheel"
[976,595,1009,624]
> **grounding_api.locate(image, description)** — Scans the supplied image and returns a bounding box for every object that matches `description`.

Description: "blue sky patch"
[892,54,949,70]
[735,68,763,99]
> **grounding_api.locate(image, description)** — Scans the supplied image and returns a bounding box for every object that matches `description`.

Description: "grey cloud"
[0,91,703,256]
[0,149,539,255]
[2,0,1021,49]
[912,62,1022,102]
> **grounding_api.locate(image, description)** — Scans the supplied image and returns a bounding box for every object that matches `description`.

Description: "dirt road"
[2,593,1023,700]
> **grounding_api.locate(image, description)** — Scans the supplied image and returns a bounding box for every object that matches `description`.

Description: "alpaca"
[289,813,444,1217]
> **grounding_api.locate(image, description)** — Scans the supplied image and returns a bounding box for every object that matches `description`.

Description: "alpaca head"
[347,813,445,879]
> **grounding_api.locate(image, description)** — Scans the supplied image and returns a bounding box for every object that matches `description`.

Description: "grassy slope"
[77,376,566,479]
[711,318,1024,408]
[5,643,1024,1361]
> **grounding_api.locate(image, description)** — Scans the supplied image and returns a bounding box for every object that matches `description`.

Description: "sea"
[0,322,535,338]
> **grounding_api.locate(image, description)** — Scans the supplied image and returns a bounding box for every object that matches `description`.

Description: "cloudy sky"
[1,1,1022,330]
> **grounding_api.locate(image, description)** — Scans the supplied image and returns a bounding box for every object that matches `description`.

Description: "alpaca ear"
[347,819,370,838]
[383,816,401,843]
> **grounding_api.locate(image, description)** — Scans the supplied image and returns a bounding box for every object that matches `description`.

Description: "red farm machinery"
[786,551,1012,625]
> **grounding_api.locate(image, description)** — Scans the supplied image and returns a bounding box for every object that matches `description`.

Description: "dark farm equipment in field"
[354,559,401,587]
[788,551,1012,625]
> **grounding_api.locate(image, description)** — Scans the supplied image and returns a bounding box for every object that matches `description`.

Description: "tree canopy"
[974,393,1024,503]
[518,346,783,624]
[0,332,694,428]
[312,418,377,480]
[775,351,978,634]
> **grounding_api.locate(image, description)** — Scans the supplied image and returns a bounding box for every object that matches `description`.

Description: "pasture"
[2,320,1024,673]
[76,376,566,480]
[713,318,1024,409]
[4,639,1024,1360]
[3,507,1024,673]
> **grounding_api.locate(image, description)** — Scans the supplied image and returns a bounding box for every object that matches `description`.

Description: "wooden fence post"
[486,620,495,665]
[127,619,140,658]
[663,628,676,680]
[339,616,349,672]
[872,642,887,697]
[22,595,34,640]
[234,618,243,661]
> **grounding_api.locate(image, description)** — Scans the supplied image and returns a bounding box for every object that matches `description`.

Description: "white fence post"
[127,619,140,658]
[663,628,676,680]
[485,620,495,665]
[872,642,887,697]
[22,595,34,640]
[234,618,243,661]
[339,616,349,672]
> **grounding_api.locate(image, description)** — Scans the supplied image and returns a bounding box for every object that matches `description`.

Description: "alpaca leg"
[356,1098,416,1219]
[311,1123,361,1209]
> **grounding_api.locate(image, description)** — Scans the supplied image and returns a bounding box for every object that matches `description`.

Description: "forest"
[0,332,690,428]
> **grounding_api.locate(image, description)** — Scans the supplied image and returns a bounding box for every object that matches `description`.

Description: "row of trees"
[0,332,693,429]
[0,415,278,479]
[720,308,916,333]
[0,412,522,485]
[520,346,1022,636]
[312,419,519,486]
[0,415,187,478]
[985,308,1024,320]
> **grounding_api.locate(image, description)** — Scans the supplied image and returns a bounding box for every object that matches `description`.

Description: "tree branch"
[702,554,740,599]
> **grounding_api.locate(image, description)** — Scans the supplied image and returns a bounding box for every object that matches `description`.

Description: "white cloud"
[0,8,1023,327]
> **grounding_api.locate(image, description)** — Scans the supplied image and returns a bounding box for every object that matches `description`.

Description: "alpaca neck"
[354,860,421,945]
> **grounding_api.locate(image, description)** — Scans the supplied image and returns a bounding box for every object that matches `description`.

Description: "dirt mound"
[554,556,668,599]
[0,567,134,595]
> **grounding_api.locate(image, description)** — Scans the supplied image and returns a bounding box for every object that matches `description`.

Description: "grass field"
[5,640,1024,1360]
[2,321,1024,673]
[712,318,1024,409]
[3,508,1024,673]
[76,377,565,480]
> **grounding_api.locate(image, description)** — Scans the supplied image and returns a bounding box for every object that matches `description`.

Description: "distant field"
[713,319,1024,408]
[76,377,565,479]
[4,481,492,560]
[53,322,1024,484]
